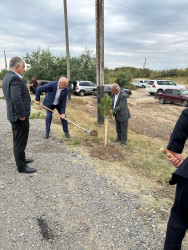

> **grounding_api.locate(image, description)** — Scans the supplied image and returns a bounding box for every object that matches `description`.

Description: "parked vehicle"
[30,80,49,93]
[72,81,97,96]
[131,79,148,88]
[154,88,188,107]
[146,80,186,95]
[104,84,132,97]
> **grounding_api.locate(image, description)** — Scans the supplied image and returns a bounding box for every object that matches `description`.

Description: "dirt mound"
[89,145,125,161]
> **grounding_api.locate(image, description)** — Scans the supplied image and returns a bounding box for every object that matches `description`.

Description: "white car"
[72,81,97,96]
[131,80,149,88]
[146,80,186,95]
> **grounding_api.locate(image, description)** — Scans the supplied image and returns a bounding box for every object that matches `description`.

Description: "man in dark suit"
[2,57,36,173]
[110,83,131,146]
[164,108,188,250]
[35,77,70,139]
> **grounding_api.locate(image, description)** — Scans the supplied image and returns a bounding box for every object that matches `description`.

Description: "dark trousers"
[11,117,29,171]
[46,104,68,135]
[115,116,128,143]
[164,177,188,250]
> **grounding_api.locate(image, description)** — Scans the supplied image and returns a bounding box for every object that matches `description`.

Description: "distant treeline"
[1,49,188,84]
[106,66,188,80]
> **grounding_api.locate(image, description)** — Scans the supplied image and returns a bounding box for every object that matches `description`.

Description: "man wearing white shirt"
[35,77,70,139]
[110,83,131,146]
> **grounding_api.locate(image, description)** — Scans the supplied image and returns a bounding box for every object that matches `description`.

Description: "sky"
[1,0,188,71]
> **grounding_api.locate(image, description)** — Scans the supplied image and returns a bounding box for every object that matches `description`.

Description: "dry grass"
[30,98,172,188]
[30,94,177,185]
[61,97,174,185]
[163,76,188,86]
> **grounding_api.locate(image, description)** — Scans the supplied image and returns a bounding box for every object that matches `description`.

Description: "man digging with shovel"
[35,76,70,139]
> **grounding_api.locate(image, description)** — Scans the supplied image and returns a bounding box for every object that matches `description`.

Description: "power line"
[119,0,184,31]
[87,0,188,39]
[106,0,186,36]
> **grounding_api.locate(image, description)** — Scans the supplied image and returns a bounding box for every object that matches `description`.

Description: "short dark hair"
[9,57,23,68]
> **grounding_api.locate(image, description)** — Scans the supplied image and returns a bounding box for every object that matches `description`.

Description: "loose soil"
[128,88,183,141]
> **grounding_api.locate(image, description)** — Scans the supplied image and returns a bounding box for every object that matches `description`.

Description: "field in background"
[107,74,188,86]
[162,77,188,86]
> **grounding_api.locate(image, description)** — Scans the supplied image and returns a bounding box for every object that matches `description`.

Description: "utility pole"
[143,58,146,68]
[96,0,104,124]
[4,50,7,71]
[63,0,71,99]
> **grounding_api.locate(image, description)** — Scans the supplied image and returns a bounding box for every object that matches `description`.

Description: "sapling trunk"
[98,93,112,146]
[104,117,108,146]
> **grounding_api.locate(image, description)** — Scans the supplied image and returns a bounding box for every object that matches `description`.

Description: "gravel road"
[0,88,166,250]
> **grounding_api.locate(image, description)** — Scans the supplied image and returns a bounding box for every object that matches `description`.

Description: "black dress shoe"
[65,132,70,138]
[18,166,37,173]
[25,158,33,164]
[44,134,49,139]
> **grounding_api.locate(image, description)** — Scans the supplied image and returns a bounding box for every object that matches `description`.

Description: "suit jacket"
[167,108,188,184]
[2,71,31,122]
[112,90,131,122]
[35,81,68,114]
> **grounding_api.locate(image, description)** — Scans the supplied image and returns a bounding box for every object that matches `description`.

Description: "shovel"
[40,104,98,136]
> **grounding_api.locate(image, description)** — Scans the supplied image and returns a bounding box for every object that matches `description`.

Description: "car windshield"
[104,85,111,90]
[180,90,188,95]
[148,81,155,85]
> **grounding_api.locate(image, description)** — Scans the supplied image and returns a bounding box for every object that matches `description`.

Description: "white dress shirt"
[53,86,62,105]
[113,92,119,109]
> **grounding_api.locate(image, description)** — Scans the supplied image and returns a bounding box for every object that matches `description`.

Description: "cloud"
[1,0,188,71]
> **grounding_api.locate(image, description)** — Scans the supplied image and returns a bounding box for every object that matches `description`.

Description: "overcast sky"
[1,0,188,71]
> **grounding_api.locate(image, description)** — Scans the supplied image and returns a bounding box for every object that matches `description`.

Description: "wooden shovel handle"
[40,104,87,132]
[40,104,67,120]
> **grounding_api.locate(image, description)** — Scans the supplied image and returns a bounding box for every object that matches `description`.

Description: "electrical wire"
[120,0,184,30]
[88,0,188,39]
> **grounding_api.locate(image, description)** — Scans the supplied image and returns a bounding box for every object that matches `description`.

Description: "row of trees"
[0,48,98,84]
[0,69,7,80]
[23,48,97,83]
[107,66,188,79]
[1,48,188,89]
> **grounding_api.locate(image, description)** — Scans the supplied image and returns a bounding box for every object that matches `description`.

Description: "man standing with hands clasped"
[35,77,70,139]
[163,108,188,250]
[110,83,131,147]
[2,57,36,173]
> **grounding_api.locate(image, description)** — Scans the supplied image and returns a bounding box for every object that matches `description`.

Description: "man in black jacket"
[164,108,188,249]
[2,57,36,173]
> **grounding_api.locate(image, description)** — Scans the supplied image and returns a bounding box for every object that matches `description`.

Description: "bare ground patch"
[89,145,125,161]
